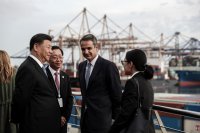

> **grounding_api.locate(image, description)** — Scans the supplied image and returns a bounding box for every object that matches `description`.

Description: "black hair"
[51,45,64,56]
[143,64,154,79]
[126,49,154,79]
[80,34,97,46]
[30,33,52,51]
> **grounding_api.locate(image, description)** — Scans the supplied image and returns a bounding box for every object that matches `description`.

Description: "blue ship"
[176,70,200,87]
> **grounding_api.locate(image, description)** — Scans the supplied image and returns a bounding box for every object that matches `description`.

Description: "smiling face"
[34,40,52,63]
[80,40,98,62]
[49,49,63,70]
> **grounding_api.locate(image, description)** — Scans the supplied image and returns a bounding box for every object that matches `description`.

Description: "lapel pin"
[62,76,64,78]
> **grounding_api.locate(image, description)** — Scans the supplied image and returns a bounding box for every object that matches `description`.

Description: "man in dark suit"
[78,34,122,133]
[11,33,61,133]
[46,46,73,133]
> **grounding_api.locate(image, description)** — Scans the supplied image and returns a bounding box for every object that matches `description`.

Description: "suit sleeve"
[11,66,35,123]
[106,62,122,119]
[65,76,73,122]
[109,79,138,133]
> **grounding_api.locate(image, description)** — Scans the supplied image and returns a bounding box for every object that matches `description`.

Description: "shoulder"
[98,56,112,64]
[60,70,68,75]
[125,78,138,89]
[60,71,69,79]
[78,60,87,68]
[17,58,33,73]
[123,78,138,95]
[79,61,84,66]
[98,56,117,67]
[125,78,135,86]
[19,57,38,70]
[135,74,148,85]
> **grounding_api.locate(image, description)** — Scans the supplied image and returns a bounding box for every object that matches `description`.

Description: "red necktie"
[54,72,60,90]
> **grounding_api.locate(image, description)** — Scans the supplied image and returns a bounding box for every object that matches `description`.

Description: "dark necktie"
[85,63,92,88]
[54,71,60,90]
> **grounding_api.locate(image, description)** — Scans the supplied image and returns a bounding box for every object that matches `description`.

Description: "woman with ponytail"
[109,49,155,133]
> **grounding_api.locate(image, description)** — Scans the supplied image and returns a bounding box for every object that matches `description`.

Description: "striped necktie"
[54,71,60,90]
[85,63,92,88]
[42,64,47,76]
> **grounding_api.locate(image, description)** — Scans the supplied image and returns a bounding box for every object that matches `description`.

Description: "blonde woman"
[0,50,16,133]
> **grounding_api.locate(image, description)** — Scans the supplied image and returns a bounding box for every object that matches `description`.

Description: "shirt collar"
[87,55,99,66]
[29,54,43,68]
[131,71,140,78]
[49,66,60,76]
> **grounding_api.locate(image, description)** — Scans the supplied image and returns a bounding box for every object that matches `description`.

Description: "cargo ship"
[176,70,200,87]
[168,56,200,87]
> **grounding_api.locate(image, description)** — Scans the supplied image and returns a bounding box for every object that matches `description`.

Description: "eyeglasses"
[51,56,63,60]
[121,60,128,66]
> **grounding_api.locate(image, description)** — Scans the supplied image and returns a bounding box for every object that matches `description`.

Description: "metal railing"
[153,104,200,119]
[152,104,200,133]
[69,96,200,133]
[68,96,81,128]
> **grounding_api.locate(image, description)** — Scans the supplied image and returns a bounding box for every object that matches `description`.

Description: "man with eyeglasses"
[78,34,122,133]
[46,46,73,133]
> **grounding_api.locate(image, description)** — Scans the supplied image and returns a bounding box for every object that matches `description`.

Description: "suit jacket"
[46,67,73,122]
[109,72,155,133]
[11,57,61,133]
[78,56,122,133]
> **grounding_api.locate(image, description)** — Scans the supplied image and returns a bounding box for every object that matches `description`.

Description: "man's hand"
[61,116,66,127]
[111,119,115,125]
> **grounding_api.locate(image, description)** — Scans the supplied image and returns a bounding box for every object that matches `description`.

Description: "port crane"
[11,8,200,76]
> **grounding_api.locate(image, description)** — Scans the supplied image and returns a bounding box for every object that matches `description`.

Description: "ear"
[130,61,134,68]
[130,61,133,66]
[96,47,99,52]
[95,43,100,50]
[33,43,39,52]
[95,45,99,52]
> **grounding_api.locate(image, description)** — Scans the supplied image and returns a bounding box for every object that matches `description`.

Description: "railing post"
[154,110,168,133]
[73,96,81,118]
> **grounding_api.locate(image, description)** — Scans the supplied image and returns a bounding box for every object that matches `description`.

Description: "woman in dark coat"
[109,49,155,133]
[0,50,16,133]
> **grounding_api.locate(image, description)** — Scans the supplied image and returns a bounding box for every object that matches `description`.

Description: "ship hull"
[176,70,200,87]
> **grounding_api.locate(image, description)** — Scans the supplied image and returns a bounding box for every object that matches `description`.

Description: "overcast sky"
[1,0,200,65]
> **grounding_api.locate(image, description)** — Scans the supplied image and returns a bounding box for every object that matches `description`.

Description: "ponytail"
[143,65,154,79]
